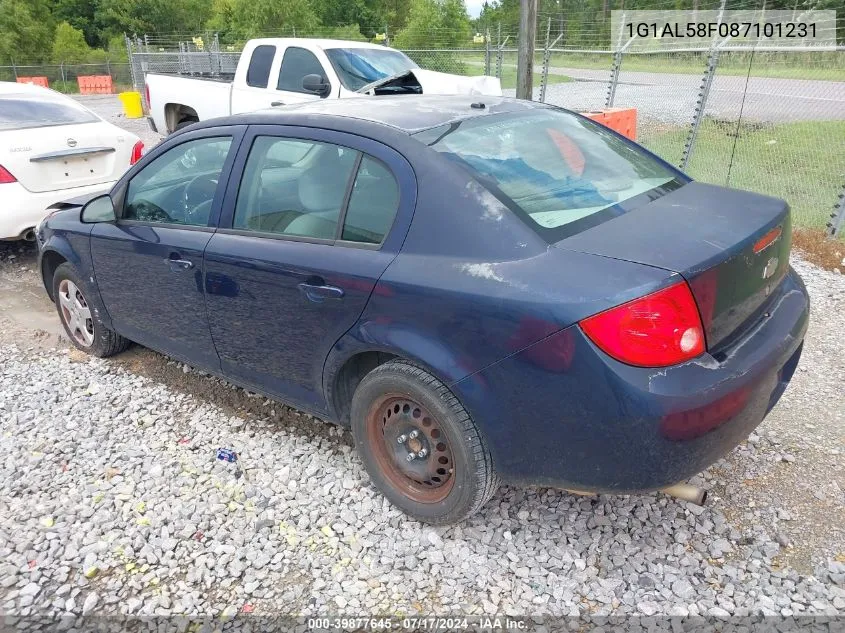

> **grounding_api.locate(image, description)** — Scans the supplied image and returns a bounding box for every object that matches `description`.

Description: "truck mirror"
[302,74,331,98]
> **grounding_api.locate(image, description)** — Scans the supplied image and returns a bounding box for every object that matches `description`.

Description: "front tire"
[351,360,499,524]
[53,263,130,357]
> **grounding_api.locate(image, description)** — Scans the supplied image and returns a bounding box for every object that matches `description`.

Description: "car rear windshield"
[413,109,686,242]
[325,48,418,91]
[0,93,99,131]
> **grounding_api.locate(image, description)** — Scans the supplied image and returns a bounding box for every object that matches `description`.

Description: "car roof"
[239,95,552,135]
[248,38,390,51]
[0,80,50,95]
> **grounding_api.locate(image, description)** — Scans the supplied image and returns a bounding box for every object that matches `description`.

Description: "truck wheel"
[173,118,198,133]
[53,263,130,358]
[351,360,499,524]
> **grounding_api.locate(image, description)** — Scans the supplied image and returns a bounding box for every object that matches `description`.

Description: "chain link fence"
[5,25,842,236]
[0,62,133,94]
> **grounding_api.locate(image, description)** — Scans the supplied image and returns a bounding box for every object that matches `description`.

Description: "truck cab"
[146,38,502,134]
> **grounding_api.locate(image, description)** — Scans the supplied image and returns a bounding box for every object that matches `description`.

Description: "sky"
[466,0,486,18]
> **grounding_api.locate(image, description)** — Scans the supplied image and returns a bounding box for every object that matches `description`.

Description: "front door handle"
[298,282,344,303]
[165,256,194,271]
[271,101,284,107]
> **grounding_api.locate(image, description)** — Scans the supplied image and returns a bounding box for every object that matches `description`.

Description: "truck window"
[246,45,276,88]
[277,47,326,93]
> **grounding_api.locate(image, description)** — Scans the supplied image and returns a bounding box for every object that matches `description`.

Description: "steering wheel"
[183,174,218,222]
[127,199,174,224]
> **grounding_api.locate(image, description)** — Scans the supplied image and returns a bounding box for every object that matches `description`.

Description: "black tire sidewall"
[351,366,483,524]
[52,263,109,356]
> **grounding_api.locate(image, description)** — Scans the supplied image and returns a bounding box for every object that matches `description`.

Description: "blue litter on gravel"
[216,448,237,463]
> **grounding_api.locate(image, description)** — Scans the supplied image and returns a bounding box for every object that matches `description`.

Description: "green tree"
[226,0,320,38]
[371,0,413,31]
[393,0,470,49]
[0,0,53,64]
[98,0,212,36]
[52,21,93,63]
[207,0,237,43]
[321,24,369,41]
[51,0,103,47]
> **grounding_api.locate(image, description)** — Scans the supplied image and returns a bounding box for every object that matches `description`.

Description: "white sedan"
[0,81,143,241]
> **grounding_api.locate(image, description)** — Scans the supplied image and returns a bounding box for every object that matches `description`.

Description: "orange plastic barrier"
[16,76,49,88]
[77,75,114,95]
[581,108,637,141]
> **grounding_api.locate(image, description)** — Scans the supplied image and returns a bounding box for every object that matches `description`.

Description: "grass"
[546,51,845,81]
[640,118,845,232]
[463,63,573,89]
[460,50,845,81]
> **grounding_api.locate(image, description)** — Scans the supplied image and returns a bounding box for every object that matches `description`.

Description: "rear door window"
[233,136,359,240]
[0,93,98,131]
[277,47,326,93]
[341,156,400,244]
[246,45,276,88]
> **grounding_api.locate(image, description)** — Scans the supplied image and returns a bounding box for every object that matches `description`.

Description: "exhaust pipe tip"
[21,228,36,242]
[661,483,708,506]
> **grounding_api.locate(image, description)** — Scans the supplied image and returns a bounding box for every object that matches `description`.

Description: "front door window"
[123,137,232,226]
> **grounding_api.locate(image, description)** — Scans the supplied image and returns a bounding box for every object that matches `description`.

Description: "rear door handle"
[271,101,284,107]
[164,255,194,271]
[298,282,344,303]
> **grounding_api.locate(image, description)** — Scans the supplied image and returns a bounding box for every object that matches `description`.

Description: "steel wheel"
[58,279,94,348]
[366,394,455,504]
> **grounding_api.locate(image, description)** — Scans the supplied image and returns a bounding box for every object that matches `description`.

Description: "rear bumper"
[0,181,115,240]
[453,267,809,492]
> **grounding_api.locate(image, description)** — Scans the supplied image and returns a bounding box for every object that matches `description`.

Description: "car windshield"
[325,48,419,91]
[413,109,686,241]
[0,93,99,131]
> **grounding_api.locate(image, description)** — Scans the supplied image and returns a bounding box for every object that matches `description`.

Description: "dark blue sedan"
[37,96,809,524]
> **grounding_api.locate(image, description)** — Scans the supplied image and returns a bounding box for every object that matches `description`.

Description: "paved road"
[491,62,845,124]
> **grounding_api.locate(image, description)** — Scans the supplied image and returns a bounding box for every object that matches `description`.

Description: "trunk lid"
[556,182,792,350]
[1,122,128,193]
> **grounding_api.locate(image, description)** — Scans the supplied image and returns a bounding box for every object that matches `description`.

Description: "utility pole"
[516,0,538,100]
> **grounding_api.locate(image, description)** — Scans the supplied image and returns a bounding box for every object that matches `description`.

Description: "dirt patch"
[109,347,349,446]
[792,228,845,272]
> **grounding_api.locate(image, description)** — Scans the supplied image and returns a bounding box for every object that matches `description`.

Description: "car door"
[203,125,415,412]
[270,46,336,106]
[89,126,244,370]
[230,43,281,114]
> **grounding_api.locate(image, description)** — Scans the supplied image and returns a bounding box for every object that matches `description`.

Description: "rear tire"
[52,263,130,358]
[351,360,498,524]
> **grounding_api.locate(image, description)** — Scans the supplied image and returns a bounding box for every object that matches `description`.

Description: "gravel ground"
[492,62,845,124]
[0,96,843,624]
[76,94,165,152]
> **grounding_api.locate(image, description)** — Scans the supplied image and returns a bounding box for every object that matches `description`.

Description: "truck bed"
[146,73,233,133]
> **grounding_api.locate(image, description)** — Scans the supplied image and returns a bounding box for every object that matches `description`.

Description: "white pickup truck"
[146,38,502,134]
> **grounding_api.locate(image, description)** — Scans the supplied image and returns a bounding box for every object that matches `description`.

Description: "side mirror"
[302,74,331,98]
[80,194,116,224]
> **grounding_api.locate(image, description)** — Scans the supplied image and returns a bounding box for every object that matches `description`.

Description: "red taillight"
[130,141,144,165]
[0,165,16,184]
[580,280,706,368]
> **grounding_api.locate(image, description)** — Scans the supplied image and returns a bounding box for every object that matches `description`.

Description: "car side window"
[246,45,276,88]
[277,47,325,93]
[341,156,400,244]
[233,136,358,240]
[123,137,232,227]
